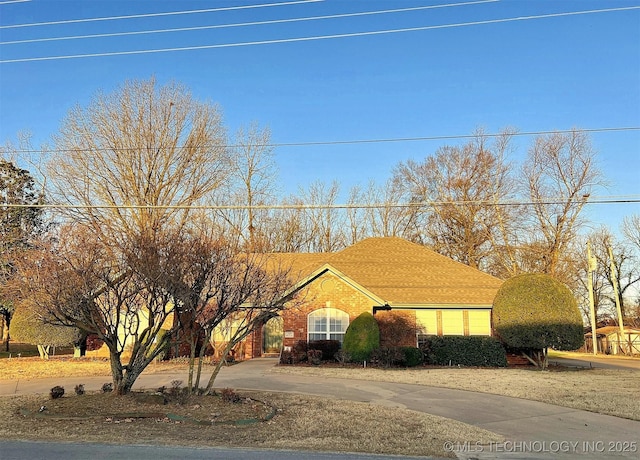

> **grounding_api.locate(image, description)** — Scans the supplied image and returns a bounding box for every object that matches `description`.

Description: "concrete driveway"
[2,358,639,459]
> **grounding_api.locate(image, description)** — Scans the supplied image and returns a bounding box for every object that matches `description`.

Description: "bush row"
[279,337,506,368]
[420,336,507,367]
[279,340,342,365]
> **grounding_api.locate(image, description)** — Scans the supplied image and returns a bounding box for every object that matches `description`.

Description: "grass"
[0,389,501,458]
[272,363,640,421]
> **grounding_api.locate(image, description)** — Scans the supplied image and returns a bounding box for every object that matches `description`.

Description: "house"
[585,326,640,355]
[243,237,504,359]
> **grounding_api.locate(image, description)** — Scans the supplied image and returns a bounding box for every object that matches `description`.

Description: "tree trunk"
[109,351,129,395]
[204,340,235,395]
[4,314,11,352]
[522,348,548,370]
[73,335,88,358]
[37,344,50,360]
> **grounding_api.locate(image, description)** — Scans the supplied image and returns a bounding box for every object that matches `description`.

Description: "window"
[467,310,491,336]
[308,308,349,343]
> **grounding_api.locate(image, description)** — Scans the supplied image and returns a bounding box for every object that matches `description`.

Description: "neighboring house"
[585,326,640,355]
[243,237,504,359]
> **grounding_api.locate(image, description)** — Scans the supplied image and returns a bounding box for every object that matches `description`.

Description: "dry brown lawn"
[0,389,501,458]
[272,365,640,421]
[1,356,188,380]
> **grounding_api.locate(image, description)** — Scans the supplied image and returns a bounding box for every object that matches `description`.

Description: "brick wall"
[280,271,378,349]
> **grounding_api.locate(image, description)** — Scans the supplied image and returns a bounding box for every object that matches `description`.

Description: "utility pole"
[586,241,598,355]
[607,244,626,354]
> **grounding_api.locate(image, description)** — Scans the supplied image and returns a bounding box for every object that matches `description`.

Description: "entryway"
[262,315,283,356]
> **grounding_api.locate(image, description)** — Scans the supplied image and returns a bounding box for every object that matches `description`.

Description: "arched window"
[308,308,349,343]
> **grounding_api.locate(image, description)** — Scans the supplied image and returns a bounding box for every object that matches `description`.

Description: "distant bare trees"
[520,130,603,280]
[388,128,605,286]
[392,129,517,270]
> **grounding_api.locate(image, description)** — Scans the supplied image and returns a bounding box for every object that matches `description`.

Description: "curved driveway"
[2,358,639,459]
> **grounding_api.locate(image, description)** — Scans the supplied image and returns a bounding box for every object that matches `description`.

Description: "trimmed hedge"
[371,346,424,368]
[420,336,507,367]
[401,346,424,367]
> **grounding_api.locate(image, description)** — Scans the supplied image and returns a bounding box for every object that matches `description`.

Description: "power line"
[2,5,639,63]
[0,0,323,29]
[0,0,31,5]
[2,195,639,211]
[5,126,640,155]
[0,1,497,46]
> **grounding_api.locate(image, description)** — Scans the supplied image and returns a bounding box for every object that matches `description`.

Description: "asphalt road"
[0,441,433,460]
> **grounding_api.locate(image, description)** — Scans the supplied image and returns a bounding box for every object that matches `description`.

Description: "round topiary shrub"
[342,312,380,363]
[10,305,80,359]
[493,273,584,368]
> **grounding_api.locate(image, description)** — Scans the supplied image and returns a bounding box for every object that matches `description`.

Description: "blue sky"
[1,0,639,231]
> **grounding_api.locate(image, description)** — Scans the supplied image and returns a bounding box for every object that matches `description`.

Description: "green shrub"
[343,312,380,363]
[308,340,341,360]
[420,336,507,367]
[400,347,424,367]
[493,273,584,368]
[371,346,424,368]
[279,350,293,365]
[151,328,170,360]
[292,340,308,363]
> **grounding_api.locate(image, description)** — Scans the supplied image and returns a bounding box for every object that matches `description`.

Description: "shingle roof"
[270,237,503,306]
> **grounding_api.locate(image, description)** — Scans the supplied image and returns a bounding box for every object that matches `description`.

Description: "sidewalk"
[2,358,639,459]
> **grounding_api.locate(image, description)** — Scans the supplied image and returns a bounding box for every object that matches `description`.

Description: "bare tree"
[393,129,516,269]
[36,78,232,394]
[219,123,280,251]
[48,77,229,243]
[521,129,603,278]
[353,179,420,242]
[622,214,640,253]
[198,252,294,394]
[589,227,640,322]
[266,196,312,252]
[22,226,182,394]
[299,180,346,252]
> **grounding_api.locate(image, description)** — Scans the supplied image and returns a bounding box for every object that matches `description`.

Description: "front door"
[263,316,283,354]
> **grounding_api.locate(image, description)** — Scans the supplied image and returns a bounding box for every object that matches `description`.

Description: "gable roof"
[271,237,503,306]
